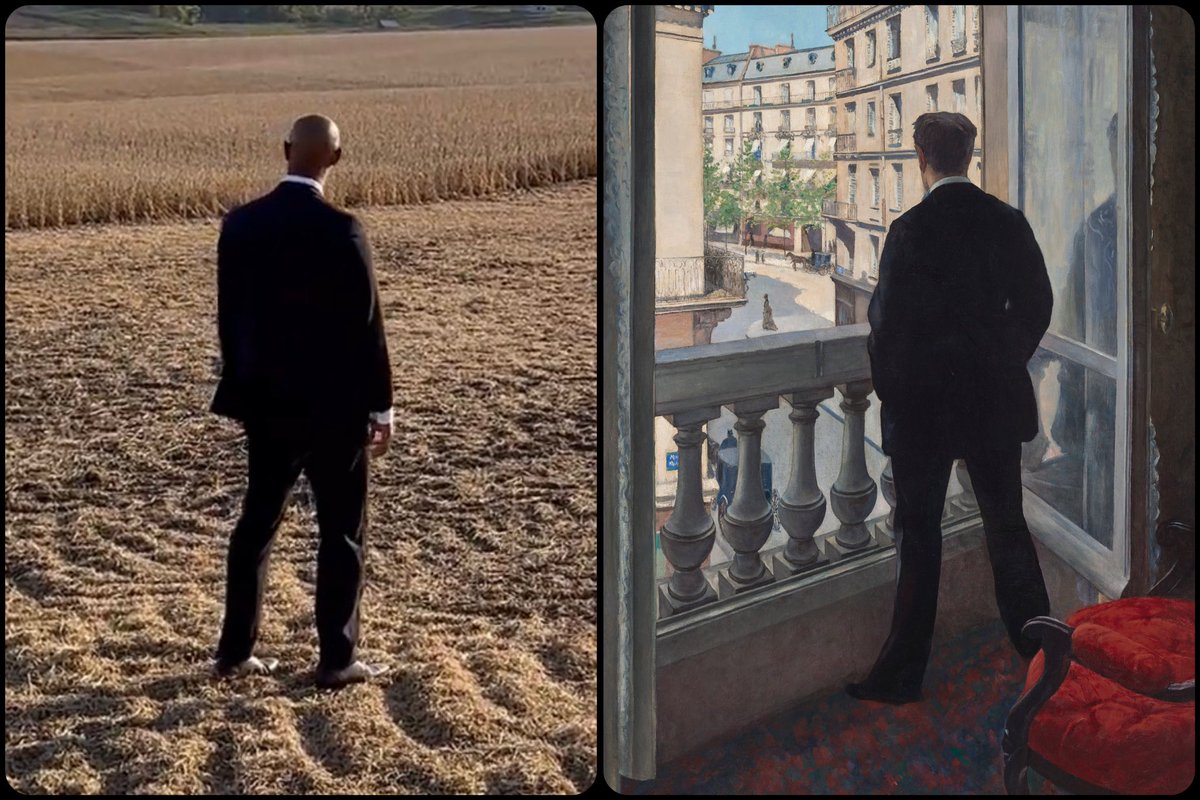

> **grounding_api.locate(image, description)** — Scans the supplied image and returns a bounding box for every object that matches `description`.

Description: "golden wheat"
[4,27,596,229]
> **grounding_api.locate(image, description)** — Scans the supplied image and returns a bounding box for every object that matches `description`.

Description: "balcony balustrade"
[834,132,856,153]
[886,55,901,73]
[887,127,903,147]
[822,197,857,220]
[655,256,706,301]
[952,34,967,55]
[654,326,979,616]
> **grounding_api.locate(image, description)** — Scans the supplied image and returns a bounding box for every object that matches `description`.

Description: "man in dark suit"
[848,112,1053,704]
[211,114,393,689]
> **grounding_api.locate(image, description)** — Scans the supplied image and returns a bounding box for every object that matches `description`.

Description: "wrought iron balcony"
[887,127,903,148]
[703,245,747,298]
[834,133,856,153]
[952,34,967,55]
[775,128,794,140]
[835,67,856,93]
[886,55,901,73]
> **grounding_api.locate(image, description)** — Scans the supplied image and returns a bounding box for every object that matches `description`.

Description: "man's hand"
[367,421,391,458]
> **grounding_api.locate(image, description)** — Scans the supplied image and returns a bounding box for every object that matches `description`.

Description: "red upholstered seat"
[1023,598,1195,795]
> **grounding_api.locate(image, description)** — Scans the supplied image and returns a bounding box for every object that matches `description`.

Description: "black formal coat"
[867,181,1052,458]
[211,180,392,438]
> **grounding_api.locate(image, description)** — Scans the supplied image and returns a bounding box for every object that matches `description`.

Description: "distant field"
[5,5,595,40]
[4,27,596,228]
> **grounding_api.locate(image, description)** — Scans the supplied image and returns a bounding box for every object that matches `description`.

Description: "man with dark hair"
[211,114,394,689]
[848,112,1053,705]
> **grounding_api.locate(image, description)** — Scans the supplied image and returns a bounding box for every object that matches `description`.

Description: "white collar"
[280,174,323,195]
[925,175,974,197]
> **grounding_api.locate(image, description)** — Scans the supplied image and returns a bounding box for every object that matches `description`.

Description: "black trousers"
[866,438,1050,693]
[215,421,368,671]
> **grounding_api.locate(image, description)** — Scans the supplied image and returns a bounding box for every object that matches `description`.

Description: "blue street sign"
[666,452,679,471]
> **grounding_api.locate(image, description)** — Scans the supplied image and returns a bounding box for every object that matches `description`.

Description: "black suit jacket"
[867,182,1052,458]
[211,181,392,438]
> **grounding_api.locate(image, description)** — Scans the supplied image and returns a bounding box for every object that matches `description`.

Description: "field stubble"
[5,181,597,793]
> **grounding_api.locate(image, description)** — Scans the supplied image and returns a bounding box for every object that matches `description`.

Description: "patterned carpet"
[628,620,1061,795]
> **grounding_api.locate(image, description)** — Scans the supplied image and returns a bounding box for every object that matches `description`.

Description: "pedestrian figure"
[762,293,778,331]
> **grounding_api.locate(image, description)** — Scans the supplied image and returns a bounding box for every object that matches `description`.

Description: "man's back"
[212,181,390,436]
[867,182,1052,457]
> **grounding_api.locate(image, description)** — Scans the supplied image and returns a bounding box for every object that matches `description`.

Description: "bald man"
[211,114,393,689]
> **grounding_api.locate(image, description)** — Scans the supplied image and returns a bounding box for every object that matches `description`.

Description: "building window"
[867,101,876,136]
[725,87,733,104]
[780,109,791,130]
[892,163,903,209]
[724,137,734,156]
[846,38,855,69]
[724,114,734,132]
[926,83,939,112]
[781,83,790,103]
[848,164,857,204]
[753,85,763,105]
[888,93,901,130]
[704,116,714,132]
[806,137,817,159]
[870,168,880,208]
[886,16,901,63]
[953,78,967,113]
[806,107,817,129]
[846,102,856,130]
[926,6,940,60]
[975,74,982,115]
[952,5,967,54]
[972,5,980,51]
[805,80,816,101]
[753,111,763,131]
[870,235,880,278]
[828,76,836,95]
[866,30,877,67]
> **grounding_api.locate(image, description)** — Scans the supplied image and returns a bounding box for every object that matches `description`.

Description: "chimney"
[712,35,716,49]
[790,33,795,48]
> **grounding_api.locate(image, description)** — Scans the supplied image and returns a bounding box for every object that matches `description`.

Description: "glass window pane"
[1019,5,1123,356]
[1022,349,1117,549]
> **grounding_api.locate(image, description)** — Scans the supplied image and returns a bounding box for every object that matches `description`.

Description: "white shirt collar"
[280,174,323,195]
[925,175,974,198]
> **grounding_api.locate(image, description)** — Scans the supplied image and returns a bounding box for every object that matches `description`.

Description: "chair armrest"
[1003,617,1074,794]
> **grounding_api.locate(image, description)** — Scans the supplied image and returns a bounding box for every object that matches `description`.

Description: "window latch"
[1157,302,1174,335]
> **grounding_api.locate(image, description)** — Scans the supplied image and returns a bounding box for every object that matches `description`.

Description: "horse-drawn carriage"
[786,250,833,276]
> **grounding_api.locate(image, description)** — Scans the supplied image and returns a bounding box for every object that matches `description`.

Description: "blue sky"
[703,6,833,54]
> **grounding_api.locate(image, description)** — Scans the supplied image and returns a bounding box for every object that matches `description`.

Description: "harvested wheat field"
[4,179,597,793]
[5,27,596,229]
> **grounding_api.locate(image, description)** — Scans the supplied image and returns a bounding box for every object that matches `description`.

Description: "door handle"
[1157,302,1174,335]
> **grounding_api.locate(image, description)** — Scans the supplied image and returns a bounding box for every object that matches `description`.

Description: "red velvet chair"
[1002,537,1195,798]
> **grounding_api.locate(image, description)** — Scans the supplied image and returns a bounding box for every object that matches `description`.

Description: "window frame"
[981,4,1151,600]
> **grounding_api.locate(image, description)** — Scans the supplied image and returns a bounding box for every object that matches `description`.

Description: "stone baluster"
[774,389,834,576]
[952,459,979,515]
[875,455,897,544]
[717,397,779,596]
[829,380,878,551]
[1021,352,1053,472]
[658,407,722,616]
